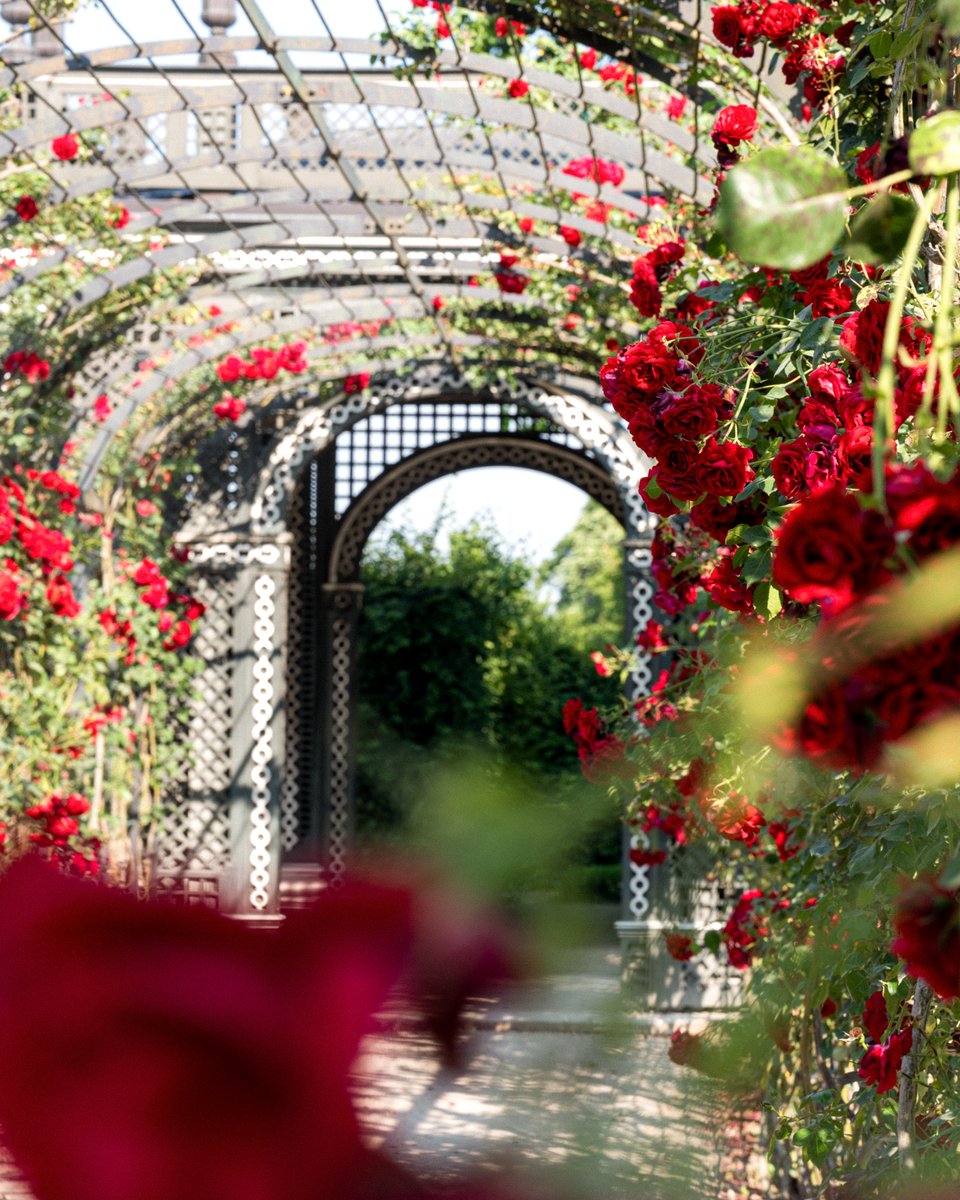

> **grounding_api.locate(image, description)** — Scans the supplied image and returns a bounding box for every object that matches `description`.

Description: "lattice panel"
[281,474,314,852]
[332,400,586,518]
[327,607,354,883]
[154,569,234,902]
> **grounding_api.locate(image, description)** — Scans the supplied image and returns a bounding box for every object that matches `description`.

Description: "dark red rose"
[858,1027,912,1094]
[629,257,663,318]
[657,439,706,502]
[661,389,719,439]
[494,270,528,294]
[892,876,960,1000]
[789,256,830,288]
[711,4,743,43]
[806,361,850,404]
[696,438,754,497]
[796,401,842,438]
[772,486,894,611]
[886,464,960,560]
[771,435,839,500]
[689,493,762,541]
[802,278,853,318]
[862,989,888,1042]
[839,299,930,378]
[665,933,695,961]
[16,195,38,221]
[638,471,681,517]
[702,554,755,615]
[835,425,873,491]
[0,858,419,1200]
[759,1,816,47]
[630,847,667,867]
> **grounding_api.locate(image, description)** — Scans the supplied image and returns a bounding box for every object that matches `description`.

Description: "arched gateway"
[163,360,737,1008]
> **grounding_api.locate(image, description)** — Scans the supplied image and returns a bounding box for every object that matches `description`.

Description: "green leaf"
[940,851,960,889]
[703,929,722,954]
[938,0,960,36]
[754,582,783,619]
[716,146,849,269]
[909,110,960,177]
[844,193,917,263]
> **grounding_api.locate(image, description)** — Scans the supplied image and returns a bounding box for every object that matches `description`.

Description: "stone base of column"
[615,920,743,1012]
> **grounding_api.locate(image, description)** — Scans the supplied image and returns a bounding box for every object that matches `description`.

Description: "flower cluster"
[629,239,686,319]
[602,322,754,527]
[774,462,960,771]
[561,697,631,783]
[216,340,308,383]
[710,2,847,111]
[3,349,51,385]
[22,792,100,876]
[0,471,83,624]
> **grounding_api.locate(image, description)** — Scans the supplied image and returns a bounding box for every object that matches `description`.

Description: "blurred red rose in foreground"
[0,857,527,1200]
[891,875,960,1001]
[0,858,419,1200]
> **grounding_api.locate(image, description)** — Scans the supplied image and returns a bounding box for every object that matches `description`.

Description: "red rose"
[806,361,850,404]
[689,493,759,541]
[344,372,370,394]
[661,390,719,440]
[656,439,706,502]
[858,1027,912,1094]
[668,1029,704,1067]
[862,989,888,1042]
[494,270,528,294]
[789,256,830,288]
[579,47,597,68]
[709,792,766,844]
[559,224,581,248]
[839,299,929,377]
[112,206,131,229]
[638,471,680,518]
[891,876,960,1000]
[212,395,246,421]
[711,5,746,46]
[802,278,853,318]
[46,574,80,619]
[15,195,38,221]
[711,104,759,146]
[51,134,80,161]
[772,486,894,611]
[629,257,662,318]
[702,554,755,615]
[561,156,625,186]
[885,463,960,560]
[835,425,873,491]
[507,78,529,98]
[630,847,667,866]
[771,435,838,500]
[696,438,754,497]
[0,570,24,621]
[763,2,818,44]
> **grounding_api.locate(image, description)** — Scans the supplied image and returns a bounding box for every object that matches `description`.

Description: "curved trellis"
[0,0,782,1006]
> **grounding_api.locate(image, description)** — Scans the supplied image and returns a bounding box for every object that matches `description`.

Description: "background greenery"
[354,498,625,899]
